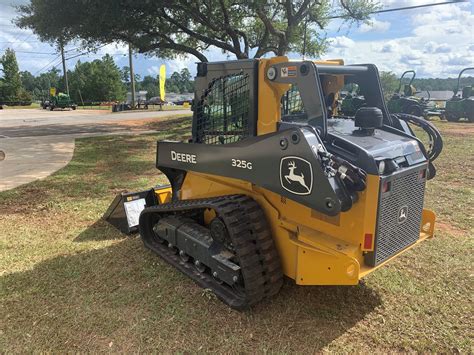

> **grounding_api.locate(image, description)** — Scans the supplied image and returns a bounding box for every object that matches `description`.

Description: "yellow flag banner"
[50,87,56,96]
[159,64,166,102]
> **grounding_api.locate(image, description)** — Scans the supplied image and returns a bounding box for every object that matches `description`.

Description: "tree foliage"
[120,66,141,85]
[17,0,379,62]
[69,54,125,103]
[379,71,474,95]
[165,68,194,94]
[0,48,25,102]
[11,58,195,104]
[138,75,159,99]
[413,76,474,92]
[379,71,399,99]
[132,68,194,99]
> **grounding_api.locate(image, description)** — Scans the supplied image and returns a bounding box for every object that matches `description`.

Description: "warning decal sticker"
[281,66,297,78]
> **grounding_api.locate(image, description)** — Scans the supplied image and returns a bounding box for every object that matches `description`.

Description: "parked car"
[174,99,193,106]
[146,96,166,105]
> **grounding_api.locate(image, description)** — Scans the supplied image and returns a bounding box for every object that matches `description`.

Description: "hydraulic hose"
[391,113,443,162]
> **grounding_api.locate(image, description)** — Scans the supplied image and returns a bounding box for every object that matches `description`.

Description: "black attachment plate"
[103,188,158,234]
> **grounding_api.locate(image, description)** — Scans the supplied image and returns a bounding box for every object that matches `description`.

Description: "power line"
[29,45,120,90]
[30,44,110,77]
[0,49,55,55]
[64,43,108,60]
[0,40,43,44]
[327,0,467,19]
[0,31,32,51]
[64,46,81,53]
[373,0,466,14]
[33,54,61,75]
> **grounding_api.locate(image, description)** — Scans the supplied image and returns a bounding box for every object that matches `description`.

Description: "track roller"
[139,195,284,309]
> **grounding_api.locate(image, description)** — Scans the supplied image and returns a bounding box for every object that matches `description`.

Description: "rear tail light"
[363,233,374,250]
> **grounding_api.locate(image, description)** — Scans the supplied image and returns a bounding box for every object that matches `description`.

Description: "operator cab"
[279,63,425,176]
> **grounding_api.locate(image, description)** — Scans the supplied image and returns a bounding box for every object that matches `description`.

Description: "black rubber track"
[138,195,283,310]
[227,195,284,297]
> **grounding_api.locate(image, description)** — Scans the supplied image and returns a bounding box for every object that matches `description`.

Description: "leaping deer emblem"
[284,161,310,193]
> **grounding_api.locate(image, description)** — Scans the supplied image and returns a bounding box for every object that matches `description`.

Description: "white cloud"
[101,43,128,56]
[322,3,474,78]
[423,41,451,54]
[328,36,355,48]
[380,40,400,53]
[411,2,471,24]
[359,19,391,33]
[443,55,473,66]
[147,55,197,77]
[147,65,160,76]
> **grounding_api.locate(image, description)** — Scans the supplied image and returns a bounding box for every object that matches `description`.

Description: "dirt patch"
[438,122,474,137]
[103,118,164,127]
[103,114,191,128]
[436,221,467,237]
[76,109,110,115]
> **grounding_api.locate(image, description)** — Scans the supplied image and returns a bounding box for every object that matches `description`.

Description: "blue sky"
[0,0,473,79]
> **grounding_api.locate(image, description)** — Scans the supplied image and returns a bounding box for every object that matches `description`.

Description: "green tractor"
[44,91,77,111]
[387,70,428,117]
[444,67,474,122]
[340,83,366,116]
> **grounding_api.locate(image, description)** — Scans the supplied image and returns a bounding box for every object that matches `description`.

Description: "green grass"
[0,119,472,352]
[1,103,187,111]
[3,102,41,109]
[76,104,189,111]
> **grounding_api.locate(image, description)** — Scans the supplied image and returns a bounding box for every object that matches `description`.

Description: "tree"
[160,70,195,94]
[140,75,159,99]
[121,66,142,91]
[121,66,130,84]
[39,67,62,93]
[69,55,125,103]
[0,48,22,102]
[179,68,193,92]
[17,0,379,62]
[413,76,474,92]
[168,71,182,93]
[20,70,36,92]
[379,71,399,99]
[96,54,126,100]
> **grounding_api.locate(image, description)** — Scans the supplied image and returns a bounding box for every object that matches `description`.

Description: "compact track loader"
[105,57,443,309]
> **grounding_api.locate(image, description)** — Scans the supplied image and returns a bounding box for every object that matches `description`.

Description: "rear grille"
[365,165,427,266]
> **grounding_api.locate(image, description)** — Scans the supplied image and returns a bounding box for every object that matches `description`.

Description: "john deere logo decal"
[398,205,408,224]
[280,156,313,195]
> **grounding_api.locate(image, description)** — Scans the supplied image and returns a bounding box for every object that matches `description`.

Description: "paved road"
[0,108,190,137]
[0,108,190,191]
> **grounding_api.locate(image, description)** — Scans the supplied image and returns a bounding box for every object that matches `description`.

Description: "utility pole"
[60,42,70,96]
[129,43,136,108]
